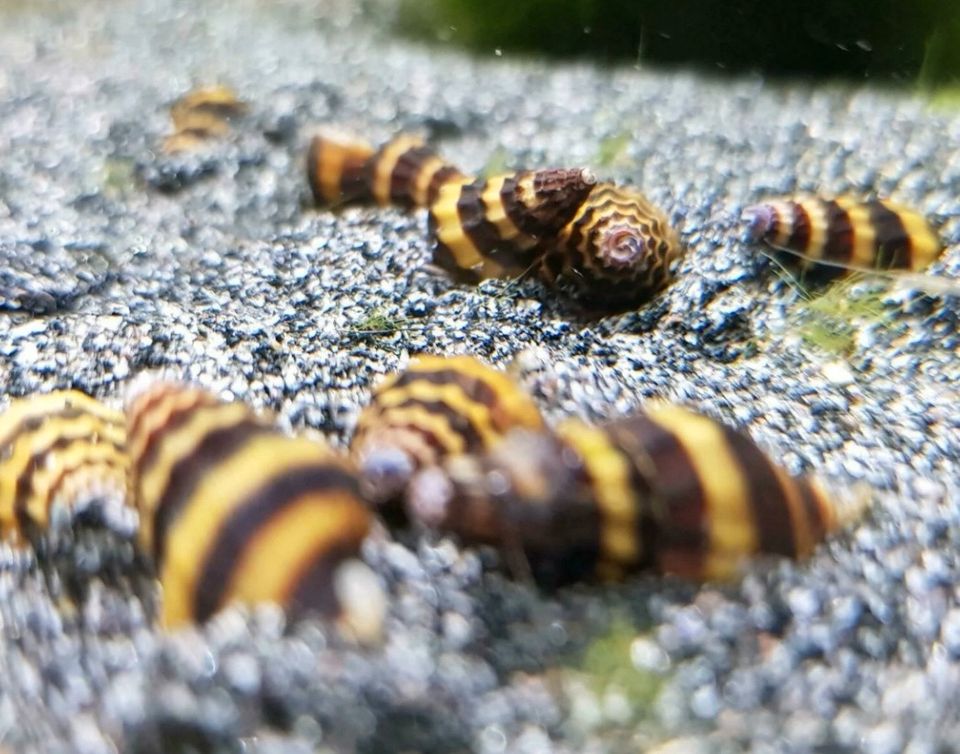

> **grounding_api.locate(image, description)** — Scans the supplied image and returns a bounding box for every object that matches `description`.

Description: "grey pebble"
[0,0,959,752]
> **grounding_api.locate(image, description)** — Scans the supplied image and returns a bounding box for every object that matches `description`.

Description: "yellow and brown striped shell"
[743,196,943,276]
[126,381,384,640]
[541,183,683,308]
[428,167,598,281]
[308,131,469,208]
[0,390,128,546]
[408,404,858,586]
[307,130,683,310]
[164,85,247,153]
[350,355,545,517]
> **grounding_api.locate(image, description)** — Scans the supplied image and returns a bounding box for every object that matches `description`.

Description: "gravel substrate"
[1,1,959,752]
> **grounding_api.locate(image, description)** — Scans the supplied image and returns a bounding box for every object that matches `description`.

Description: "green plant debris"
[923,81,960,109]
[595,132,633,169]
[576,618,664,713]
[101,158,137,197]
[347,308,411,339]
[798,317,858,355]
[0,0,69,17]
[784,271,892,356]
[480,145,512,179]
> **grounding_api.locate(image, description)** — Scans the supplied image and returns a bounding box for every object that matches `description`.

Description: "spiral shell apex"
[543,184,682,307]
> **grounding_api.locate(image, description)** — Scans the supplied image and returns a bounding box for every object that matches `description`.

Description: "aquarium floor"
[0,1,959,752]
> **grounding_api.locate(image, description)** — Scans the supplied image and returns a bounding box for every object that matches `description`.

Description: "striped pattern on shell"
[350,355,545,519]
[307,130,683,310]
[743,196,943,276]
[126,381,384,640]
[408,403,853,587]
[0,390,128,546]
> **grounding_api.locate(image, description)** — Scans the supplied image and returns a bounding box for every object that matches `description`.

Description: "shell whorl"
[307,130,684,310]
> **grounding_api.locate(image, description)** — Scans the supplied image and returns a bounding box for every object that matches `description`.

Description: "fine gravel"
[1,1,959,752]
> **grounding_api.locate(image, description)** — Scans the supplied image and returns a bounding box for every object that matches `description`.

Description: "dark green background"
[397,0,960,85]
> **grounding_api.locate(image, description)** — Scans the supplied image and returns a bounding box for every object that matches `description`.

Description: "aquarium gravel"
[0,1,959,752]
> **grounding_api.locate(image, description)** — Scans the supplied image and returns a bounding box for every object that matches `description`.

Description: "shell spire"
[743,196,943,276]
[541,183,683,310]
[509,167,598,236]
[126,380,384,642]
[429,167,597,281]
[408,404,863,587]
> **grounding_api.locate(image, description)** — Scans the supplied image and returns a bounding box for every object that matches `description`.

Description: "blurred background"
[395,0,960,87]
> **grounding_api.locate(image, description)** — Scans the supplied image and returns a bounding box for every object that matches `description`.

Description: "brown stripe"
[151,418,270,566]
[306,134,378,206]
[361,420,449,460]
[13,434,125,535]
[564,199,603,259]
[392,421,449,457]
[795,477,828,545]
[288,541,361,617]
[719,426,797,558]
[788,202,812,254]
[766,206,781,241]
[557,442,614,581]
[133,398,206,487]
[523,168,595,237]
[129,389,219,469]
[389,145,438,208]
[45,455,125,513]
[458,181,504,257]
[305,139,324,204]
[821,200,854,265]
[617,414,709,577]
[1,406,89,448]
[562,207,593,254]
[385,367,499,410]
[182,102,241,119]
[127,389,175,453]
[867,200,911,269]
[383,398,486,454]
[192,464,360,622]
[338,156,373,205]
[499,174,528,232]
[604,421,659,570]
